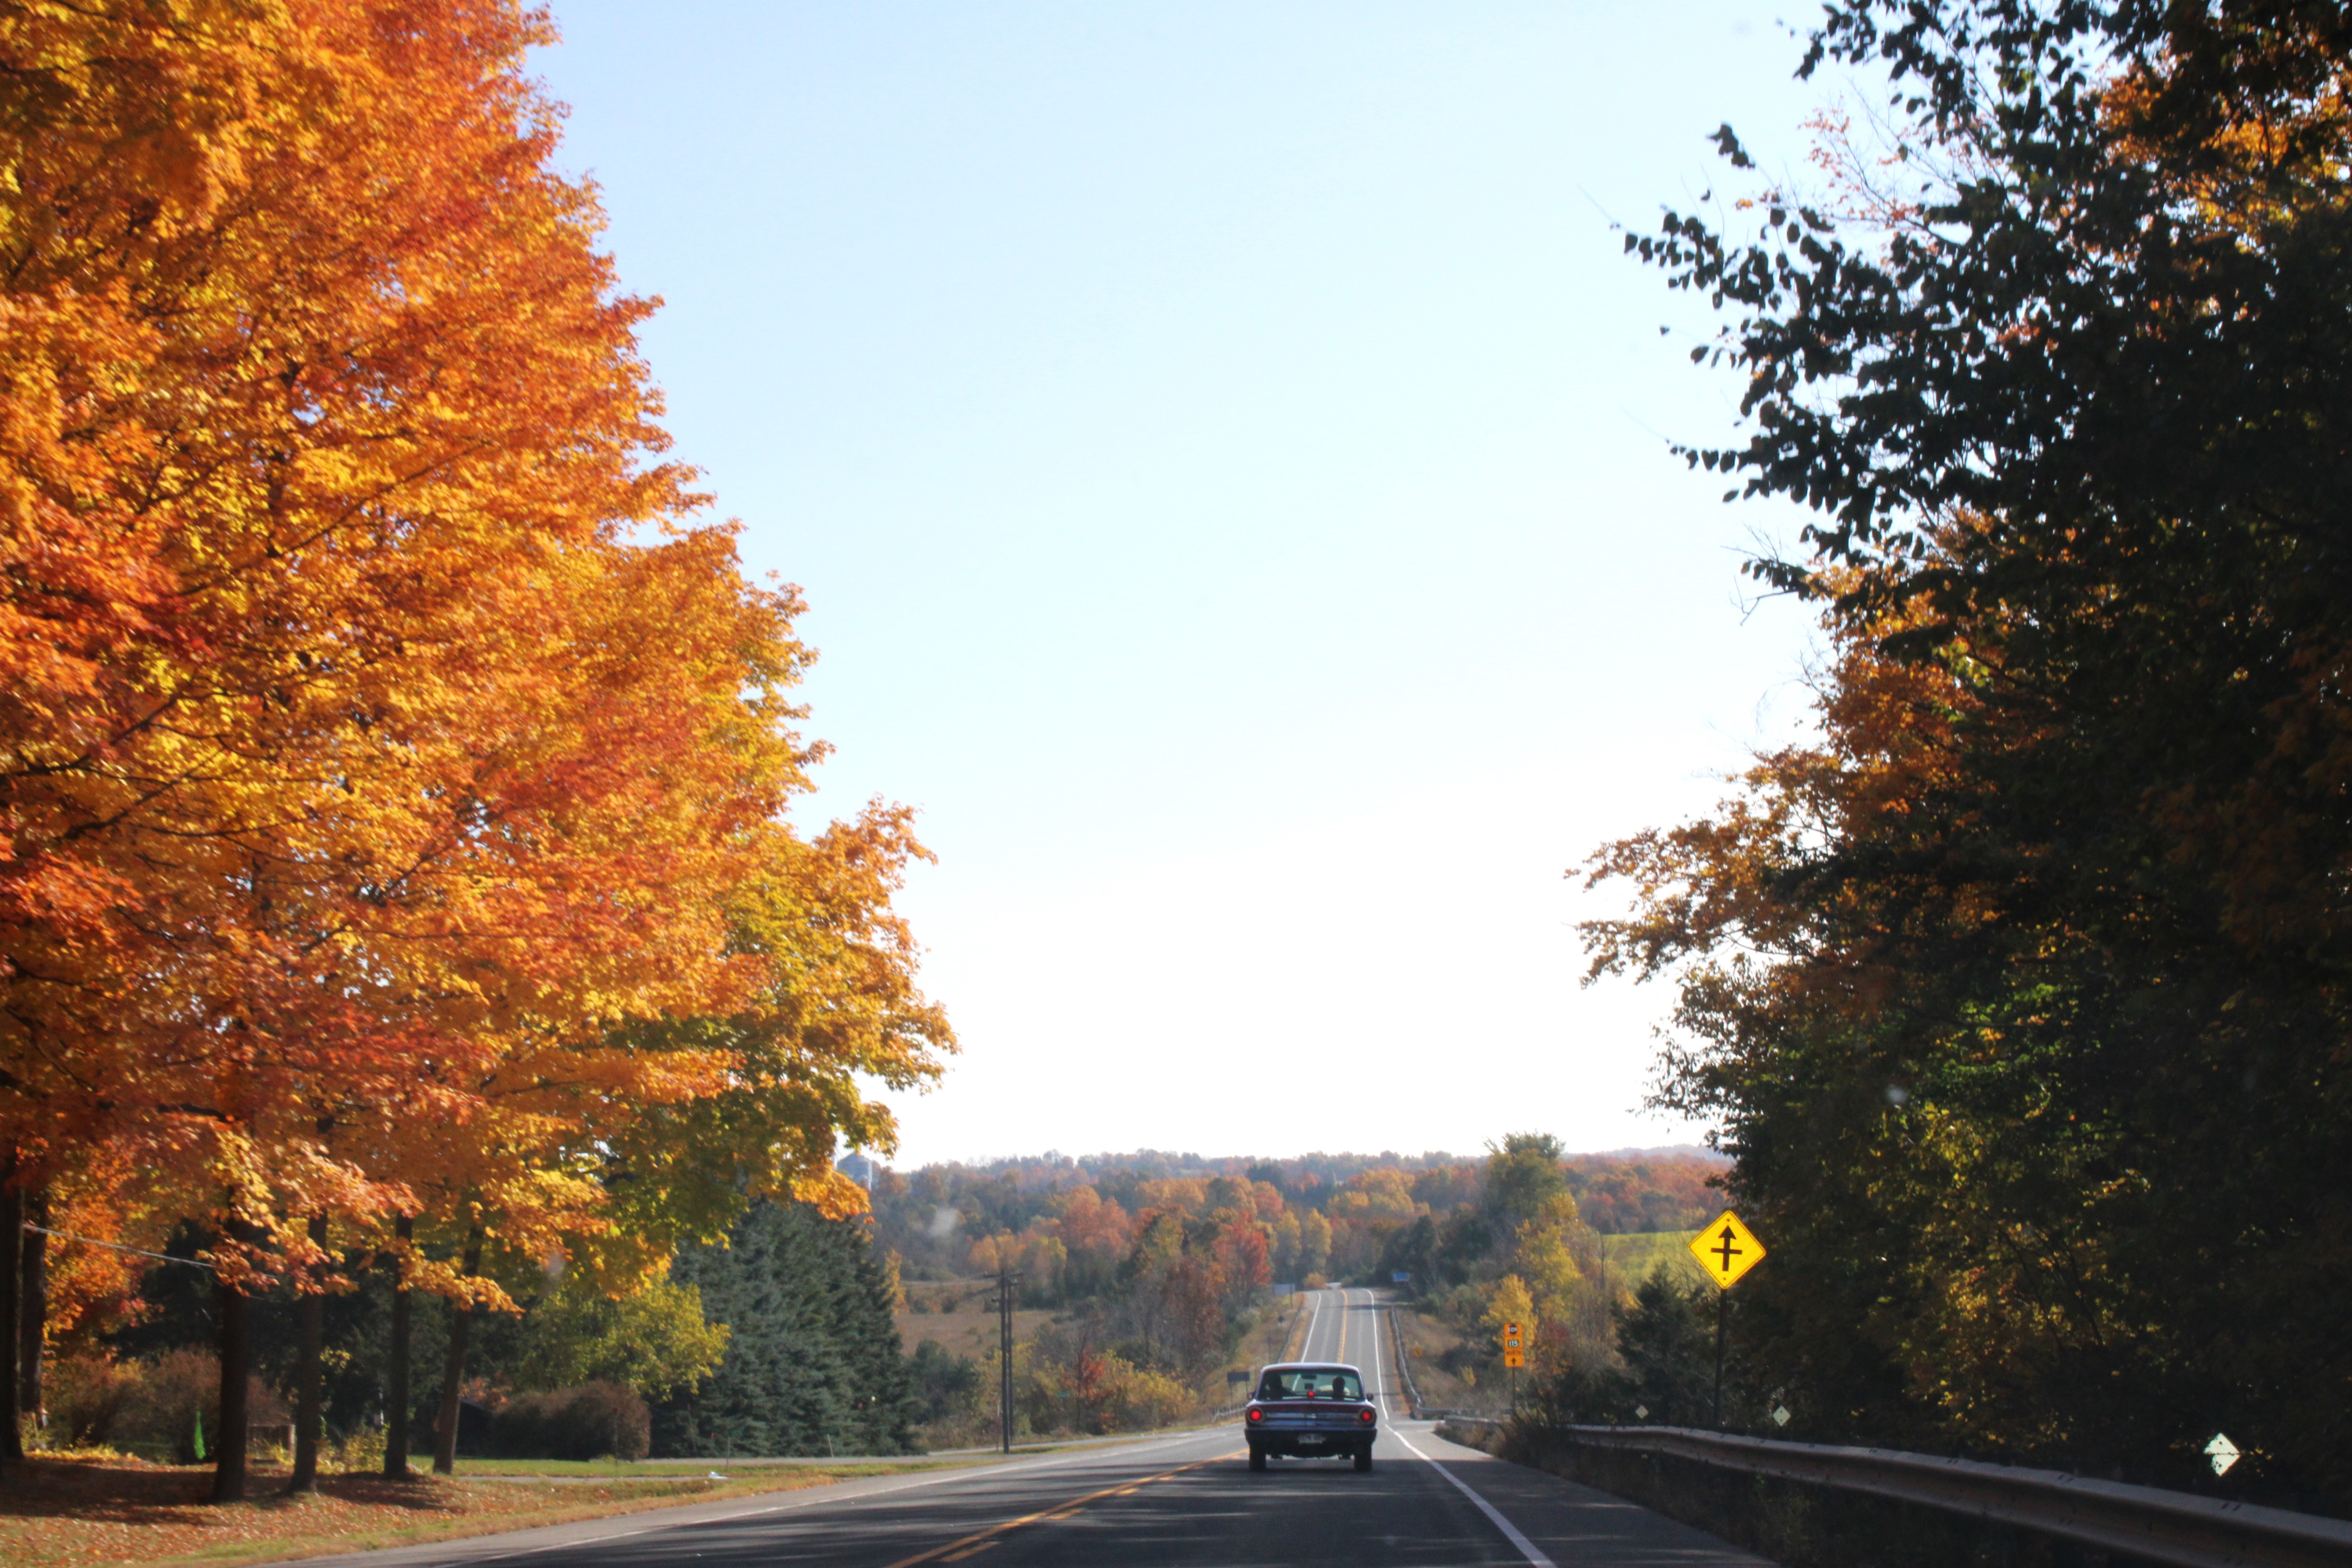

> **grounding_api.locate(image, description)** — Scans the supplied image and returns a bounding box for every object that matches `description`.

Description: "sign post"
[1501,1321,1526,1414]
[1686,1211,1765,1430]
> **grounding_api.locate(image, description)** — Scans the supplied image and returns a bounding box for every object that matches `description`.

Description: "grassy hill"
[1598,1230,1708,1290]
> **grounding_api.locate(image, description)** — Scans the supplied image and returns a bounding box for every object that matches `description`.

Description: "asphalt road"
[304,1289,1764,1568]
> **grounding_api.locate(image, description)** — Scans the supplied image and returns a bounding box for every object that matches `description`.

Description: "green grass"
[1599,1230,1709,1289]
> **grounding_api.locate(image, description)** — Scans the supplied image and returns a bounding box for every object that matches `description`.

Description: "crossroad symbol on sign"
[1688,1210,1766,1290]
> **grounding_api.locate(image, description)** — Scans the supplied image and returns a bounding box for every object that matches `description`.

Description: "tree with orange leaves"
[0,0,949,1497]
[381,802,953,1474]
[1052,1187,1136,1300]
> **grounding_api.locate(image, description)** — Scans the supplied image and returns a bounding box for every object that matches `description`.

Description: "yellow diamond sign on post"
[1689,1210,1766,1290]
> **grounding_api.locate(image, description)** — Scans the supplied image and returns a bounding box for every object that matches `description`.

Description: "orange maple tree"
[0,0,950,1495]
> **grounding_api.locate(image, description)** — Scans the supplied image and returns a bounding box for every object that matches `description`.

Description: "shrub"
[488,1383,650,1461]
[59,1351,292,1463]
[1096,1356,1192,1433]
[45,1357,139,1448]
[332,1423,387,1474]
[118,1350,221,1462]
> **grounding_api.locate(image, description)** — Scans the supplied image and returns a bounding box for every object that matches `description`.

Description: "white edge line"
[1392,1427,1558,1568]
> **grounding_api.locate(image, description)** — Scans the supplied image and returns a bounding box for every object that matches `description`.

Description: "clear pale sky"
[533,3,1838,1166]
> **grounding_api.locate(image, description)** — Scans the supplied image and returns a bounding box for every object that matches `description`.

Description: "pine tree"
[659,1202,914,1457]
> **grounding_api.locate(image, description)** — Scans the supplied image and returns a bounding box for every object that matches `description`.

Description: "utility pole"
[989,1265,1019,1454]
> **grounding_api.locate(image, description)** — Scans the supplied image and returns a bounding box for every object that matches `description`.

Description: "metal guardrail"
[1279,1296,1311,1363]
[1550,1426,2352,1568]
[1384,1306,1426,1417]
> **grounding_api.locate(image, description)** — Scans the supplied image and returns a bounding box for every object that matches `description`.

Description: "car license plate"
[1296,1436,1324,1446]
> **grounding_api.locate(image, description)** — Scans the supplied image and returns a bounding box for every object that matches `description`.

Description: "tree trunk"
[383,1214,412,1477]
[20,1187,46,1426]
[289,1214,327,1493]
[0,1165,22,1473]
[211,1237,252,1503]
[432,1228,484,1475]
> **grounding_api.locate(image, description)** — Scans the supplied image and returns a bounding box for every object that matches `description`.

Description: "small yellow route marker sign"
[1501,1321,1526,1368]
[1689,1210,1766,1290]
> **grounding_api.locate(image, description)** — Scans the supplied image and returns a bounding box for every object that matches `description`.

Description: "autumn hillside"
[866,1139,1726,1434]
[867,1145,1724,1293]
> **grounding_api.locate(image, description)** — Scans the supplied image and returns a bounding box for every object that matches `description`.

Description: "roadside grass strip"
[877,1452,1247,1568]
[0,1455,906,1568]
[452,1459,973,1479]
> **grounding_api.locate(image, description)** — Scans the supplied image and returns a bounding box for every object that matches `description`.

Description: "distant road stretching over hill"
[274,1290,1762,1568]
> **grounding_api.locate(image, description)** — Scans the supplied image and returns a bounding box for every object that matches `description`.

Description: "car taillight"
[1359,1408,1375,1423]
[1247,1408,1263,1423]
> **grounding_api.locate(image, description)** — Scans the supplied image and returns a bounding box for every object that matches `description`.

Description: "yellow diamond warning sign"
[1689,1210,1765,1290]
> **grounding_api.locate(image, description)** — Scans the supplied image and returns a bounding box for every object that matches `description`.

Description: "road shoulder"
[1392,1424,1774,1566]
[246,1429,1232,1568]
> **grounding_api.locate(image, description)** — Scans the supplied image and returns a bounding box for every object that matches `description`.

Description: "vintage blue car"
[1243,1362,1376,1472]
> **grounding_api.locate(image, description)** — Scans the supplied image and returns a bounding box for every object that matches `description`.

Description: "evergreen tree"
[905,1340,984,1427]
[1612,1275,1716,1429]
[657,1201,914,1457]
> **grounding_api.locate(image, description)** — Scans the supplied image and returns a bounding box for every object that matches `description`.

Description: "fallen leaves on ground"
[0,1454,880,1568]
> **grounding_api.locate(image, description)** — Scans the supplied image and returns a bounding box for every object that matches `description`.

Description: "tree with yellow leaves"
[0,0,950,1497]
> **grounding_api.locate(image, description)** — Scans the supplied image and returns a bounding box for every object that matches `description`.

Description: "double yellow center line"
[880,1452,1245,1568]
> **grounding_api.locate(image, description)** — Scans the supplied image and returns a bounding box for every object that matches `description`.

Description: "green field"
[1598,1230,1709,1289]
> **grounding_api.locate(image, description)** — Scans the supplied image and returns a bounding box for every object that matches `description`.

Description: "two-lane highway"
[297,1290,1764,1568]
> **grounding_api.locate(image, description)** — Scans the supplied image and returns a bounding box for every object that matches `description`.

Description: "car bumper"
[1247,1426,1375,1455]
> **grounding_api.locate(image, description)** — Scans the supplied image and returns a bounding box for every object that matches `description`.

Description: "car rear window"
[1257,1368,1363,1401]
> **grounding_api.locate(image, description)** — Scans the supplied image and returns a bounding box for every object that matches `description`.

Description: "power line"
[20,1223,215,1270]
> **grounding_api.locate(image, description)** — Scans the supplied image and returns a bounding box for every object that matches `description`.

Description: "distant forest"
[863,1145,1725,1294]
[876,1138,1724,1443]
[63,1143,1722,1462]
